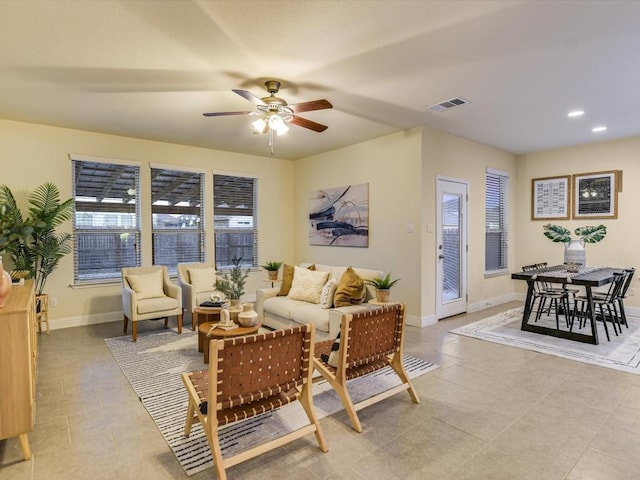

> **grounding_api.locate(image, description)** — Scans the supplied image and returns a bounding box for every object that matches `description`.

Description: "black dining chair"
[570,272,626,341]
[522,264,572,329]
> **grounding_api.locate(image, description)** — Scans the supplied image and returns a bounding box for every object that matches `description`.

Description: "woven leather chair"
[182,324,328,480]
[313,303,419,433]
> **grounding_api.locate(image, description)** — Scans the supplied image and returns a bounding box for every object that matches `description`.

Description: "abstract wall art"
[309,183,369,247]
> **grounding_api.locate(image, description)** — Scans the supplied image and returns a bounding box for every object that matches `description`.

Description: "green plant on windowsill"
[215,256,250,300]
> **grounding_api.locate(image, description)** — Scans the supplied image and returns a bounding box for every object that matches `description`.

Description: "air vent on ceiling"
[427,97,470,112]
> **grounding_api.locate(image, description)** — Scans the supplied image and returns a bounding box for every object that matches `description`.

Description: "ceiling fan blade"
[290,115,329,132]
[203,111,253,117]
[232,89,266,105]
[289,99,333,113]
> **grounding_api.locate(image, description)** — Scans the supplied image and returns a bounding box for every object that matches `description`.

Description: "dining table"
[511,265,624,345]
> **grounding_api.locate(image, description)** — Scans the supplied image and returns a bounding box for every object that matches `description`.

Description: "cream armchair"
[177,262,218,329]
[122,265,183,342]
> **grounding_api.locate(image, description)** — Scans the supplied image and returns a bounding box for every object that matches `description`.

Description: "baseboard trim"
[48,311,122,330]
[468,293,520,313]
[407,313,438,328]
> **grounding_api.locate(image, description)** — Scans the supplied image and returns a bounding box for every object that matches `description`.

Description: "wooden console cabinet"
[0,280,36,460]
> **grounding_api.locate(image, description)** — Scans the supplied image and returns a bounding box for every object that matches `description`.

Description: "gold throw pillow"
[333,267,366,307]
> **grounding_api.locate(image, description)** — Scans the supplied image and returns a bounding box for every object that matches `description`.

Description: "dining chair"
[312,303,419,433]
[570,271,626,341]
[522,264,572,328]
[181,324,327,480]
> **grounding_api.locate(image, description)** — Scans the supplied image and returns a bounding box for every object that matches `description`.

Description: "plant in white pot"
[365,272,400,303]
[542,224,607,267]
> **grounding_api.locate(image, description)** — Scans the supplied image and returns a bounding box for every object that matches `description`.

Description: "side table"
[198,322,262,363]
[192,306,222,331]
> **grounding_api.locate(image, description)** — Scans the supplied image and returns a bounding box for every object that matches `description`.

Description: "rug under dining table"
[450,307,640,375]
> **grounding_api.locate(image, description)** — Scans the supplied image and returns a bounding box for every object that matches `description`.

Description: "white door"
[436,178,468,319]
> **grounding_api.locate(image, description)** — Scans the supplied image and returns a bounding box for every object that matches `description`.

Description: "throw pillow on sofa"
[320,278,338,309]
[288,266,330,304]
[333,267,366,307]
[277,263,316,296]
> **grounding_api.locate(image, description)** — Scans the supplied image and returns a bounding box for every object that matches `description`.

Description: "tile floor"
[1,301,640,479]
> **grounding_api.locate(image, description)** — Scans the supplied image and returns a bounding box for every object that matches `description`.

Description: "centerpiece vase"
[564,239,586,267]
[237,303,258,327]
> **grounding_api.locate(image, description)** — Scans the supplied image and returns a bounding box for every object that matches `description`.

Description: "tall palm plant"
[0,183,73,295]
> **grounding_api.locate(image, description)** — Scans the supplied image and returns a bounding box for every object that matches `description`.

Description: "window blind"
[151,167,205,274]
[485,169,509,273]
[72,159,141,282]
[213,174,258,270]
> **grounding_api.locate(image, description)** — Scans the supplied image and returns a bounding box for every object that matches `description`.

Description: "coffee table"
[198,321,262,363]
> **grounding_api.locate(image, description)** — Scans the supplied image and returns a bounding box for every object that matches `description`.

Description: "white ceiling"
[2,0,640,160]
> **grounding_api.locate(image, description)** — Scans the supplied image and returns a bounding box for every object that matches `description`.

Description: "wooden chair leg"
[207,421,227,480]
[123,315,129,334]
[389,355,420,404]
[132,322,138,342]
[329,377,362,433]
[177,313,183,334]
[191,310,197,331]
[164,317,169,328]
[298,383,328,452]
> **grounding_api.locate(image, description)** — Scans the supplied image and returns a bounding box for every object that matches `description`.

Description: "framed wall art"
[531,175,571,220]
[572,170,619,219]
[309,183,369,247]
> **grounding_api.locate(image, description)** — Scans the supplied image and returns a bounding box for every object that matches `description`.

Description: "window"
[151,166,204,274]
[213,174,257,270]
[485,168,509,273]
[72,157,141,282]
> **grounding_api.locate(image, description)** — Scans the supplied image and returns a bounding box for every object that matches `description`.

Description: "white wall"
[0,119,295,328]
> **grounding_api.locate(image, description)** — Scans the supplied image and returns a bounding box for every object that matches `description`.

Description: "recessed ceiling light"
[567,110,584,117]
[592,126,607,132]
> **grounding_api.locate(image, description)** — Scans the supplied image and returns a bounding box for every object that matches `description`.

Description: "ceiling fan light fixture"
[268,113,289,136]
[251,117,268,134]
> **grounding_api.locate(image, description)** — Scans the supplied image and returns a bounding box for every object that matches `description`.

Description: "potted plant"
[543,224,607,267]
[365,272,400,303]
[0,182,73,297]
[261,260,283,281]
[215,256,250,308]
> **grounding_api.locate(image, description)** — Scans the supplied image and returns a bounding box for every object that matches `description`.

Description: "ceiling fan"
[203,80,333,154]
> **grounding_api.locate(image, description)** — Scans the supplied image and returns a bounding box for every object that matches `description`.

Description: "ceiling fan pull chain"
[269,129,275,155]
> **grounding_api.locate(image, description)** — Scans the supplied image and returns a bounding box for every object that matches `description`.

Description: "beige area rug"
[105,329,438,476]
[450,307,640,375]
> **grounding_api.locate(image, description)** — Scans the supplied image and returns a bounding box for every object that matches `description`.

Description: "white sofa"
[255,263,383,340]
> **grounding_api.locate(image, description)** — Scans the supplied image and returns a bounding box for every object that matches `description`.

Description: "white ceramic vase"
[564,239,586,267]
[237,302,258,327]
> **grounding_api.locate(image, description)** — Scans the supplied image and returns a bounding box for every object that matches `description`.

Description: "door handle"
[438,254,445,260]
